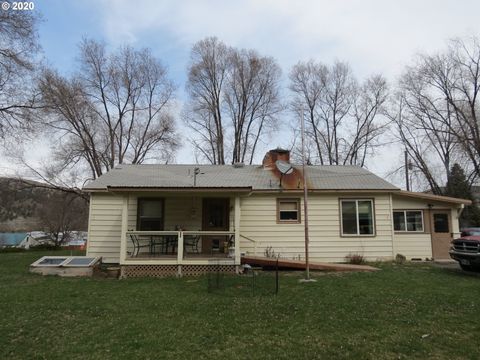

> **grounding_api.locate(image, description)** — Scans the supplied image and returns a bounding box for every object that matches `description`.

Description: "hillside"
[0,177,88,233]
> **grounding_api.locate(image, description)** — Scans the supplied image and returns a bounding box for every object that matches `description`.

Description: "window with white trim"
[340,199,374,236]
[277,198,300,223]
[393,210,424,232]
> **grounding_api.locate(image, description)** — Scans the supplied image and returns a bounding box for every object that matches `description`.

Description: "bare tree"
[0,6,40,137]
[38,39,178,179]
[343,75,389,166]
[225,49,283,164]
[185,37,229,164]
[38,192,88,247]
[387,36,480,192]
[289,60,388,166]
[185,37,283,164]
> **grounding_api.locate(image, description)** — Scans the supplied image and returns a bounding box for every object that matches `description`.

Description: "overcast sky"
[2,0,480,186]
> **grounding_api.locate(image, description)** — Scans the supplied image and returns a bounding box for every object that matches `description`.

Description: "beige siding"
[86,193,123,263]
[88,193,236,262]
[393,233,432,260]
[87,190,461,264]
[391,194,461,260]
[240,193,394,262]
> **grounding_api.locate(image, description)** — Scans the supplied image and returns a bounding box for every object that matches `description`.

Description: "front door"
[202,198,229,254]
[431,210,452,259]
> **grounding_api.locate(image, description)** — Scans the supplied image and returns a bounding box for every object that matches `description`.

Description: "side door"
[202,198,230,255]
[431,210,452,259]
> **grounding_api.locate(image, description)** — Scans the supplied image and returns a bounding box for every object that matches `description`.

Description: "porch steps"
[241,256,379,272]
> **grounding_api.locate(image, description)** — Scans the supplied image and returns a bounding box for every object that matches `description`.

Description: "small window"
[340,199,374,236]
[277,199,300,223]
[137,198,164,231]
[433,213,449,233]
[393,210,424,232]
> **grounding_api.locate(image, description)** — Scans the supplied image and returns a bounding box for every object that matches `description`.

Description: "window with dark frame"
[277,198,300,223]
[393,210,424,232]
[340,199,374,236]
[433,213,449,233]
[137,198,164,231]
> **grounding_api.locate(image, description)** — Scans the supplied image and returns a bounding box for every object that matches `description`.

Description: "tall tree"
[387,36,480,192]
[225,49,282,164]
[445,163,480,227]
[0,6,40,137]
[185,37,282,164]
[289,60,388,166]
[185,37,229,164]
[38,39,178,179]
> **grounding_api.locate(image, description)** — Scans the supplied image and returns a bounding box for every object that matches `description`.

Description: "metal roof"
[84,164,400,192]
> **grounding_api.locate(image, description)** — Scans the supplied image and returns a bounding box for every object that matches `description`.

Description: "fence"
[207,260,279,296]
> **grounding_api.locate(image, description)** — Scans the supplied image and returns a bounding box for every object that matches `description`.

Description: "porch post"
[177,231,184,265]
[119,195,129,264]
[234,195,241,265]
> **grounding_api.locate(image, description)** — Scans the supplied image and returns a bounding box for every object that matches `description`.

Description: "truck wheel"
[460,264,473,271]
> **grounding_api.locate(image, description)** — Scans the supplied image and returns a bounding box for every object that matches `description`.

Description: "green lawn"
[1,251,480,360]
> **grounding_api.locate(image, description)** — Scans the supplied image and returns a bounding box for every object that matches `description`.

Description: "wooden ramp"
[241,256,379,272]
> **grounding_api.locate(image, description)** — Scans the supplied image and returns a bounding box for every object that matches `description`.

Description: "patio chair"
[150,235,169,255]
[184,235,200,254]
[129,234,151,257]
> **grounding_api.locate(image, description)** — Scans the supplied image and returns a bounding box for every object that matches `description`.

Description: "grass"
[1,251,480,360]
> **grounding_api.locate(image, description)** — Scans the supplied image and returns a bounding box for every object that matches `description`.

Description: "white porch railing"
[119,195,242,265]
[124,230,237,264]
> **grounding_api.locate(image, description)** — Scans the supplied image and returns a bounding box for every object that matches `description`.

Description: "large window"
[393,210,424,232]
[137,198,164,231]
[277,198,301,223]
[340,199,374,236]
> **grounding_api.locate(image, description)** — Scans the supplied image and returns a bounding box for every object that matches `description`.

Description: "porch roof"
[84,164,400,192]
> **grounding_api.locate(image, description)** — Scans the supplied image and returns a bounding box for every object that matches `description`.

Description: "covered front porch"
[118,191,243,269]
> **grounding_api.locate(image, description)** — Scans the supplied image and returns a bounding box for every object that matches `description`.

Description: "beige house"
[84,149,471,277]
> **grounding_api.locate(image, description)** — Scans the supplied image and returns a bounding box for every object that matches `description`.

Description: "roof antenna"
[193,167,204,186]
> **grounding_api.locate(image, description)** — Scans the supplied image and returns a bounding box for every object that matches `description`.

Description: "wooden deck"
[241,256,379,272]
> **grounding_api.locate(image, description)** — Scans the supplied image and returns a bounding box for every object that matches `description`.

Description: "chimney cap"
[269,148,290,154]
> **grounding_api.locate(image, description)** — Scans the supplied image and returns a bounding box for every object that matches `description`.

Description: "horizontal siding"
[87,191,454,264]
[86,193,123,263]
[240,193,394,262]
[394,233,432,260]
[392,195,451,209]
[391,194,461,258]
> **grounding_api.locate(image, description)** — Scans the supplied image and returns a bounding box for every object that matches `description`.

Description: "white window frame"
[393,210,424,233]
[340,199,375,236]
[277,198,301,223]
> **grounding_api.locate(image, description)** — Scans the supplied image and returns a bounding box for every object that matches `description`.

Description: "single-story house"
[84,149,471,277]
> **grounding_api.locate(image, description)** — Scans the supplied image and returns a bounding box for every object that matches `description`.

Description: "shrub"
[395,254,407,264]
[264,246,277,258]
[345,253,365,265]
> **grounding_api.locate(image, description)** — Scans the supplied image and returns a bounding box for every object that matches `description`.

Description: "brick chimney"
[262,148,290,169]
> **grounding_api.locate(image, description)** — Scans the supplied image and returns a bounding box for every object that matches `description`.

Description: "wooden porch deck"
[241,256,379,272]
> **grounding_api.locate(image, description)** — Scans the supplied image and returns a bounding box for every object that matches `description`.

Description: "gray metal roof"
[84,164,399,191]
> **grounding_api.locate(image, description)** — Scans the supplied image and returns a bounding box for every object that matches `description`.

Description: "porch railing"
[182,231,235,259]
[125,230,236,262]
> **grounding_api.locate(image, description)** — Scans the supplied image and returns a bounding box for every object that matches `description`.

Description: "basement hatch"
[30,256,101,277]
